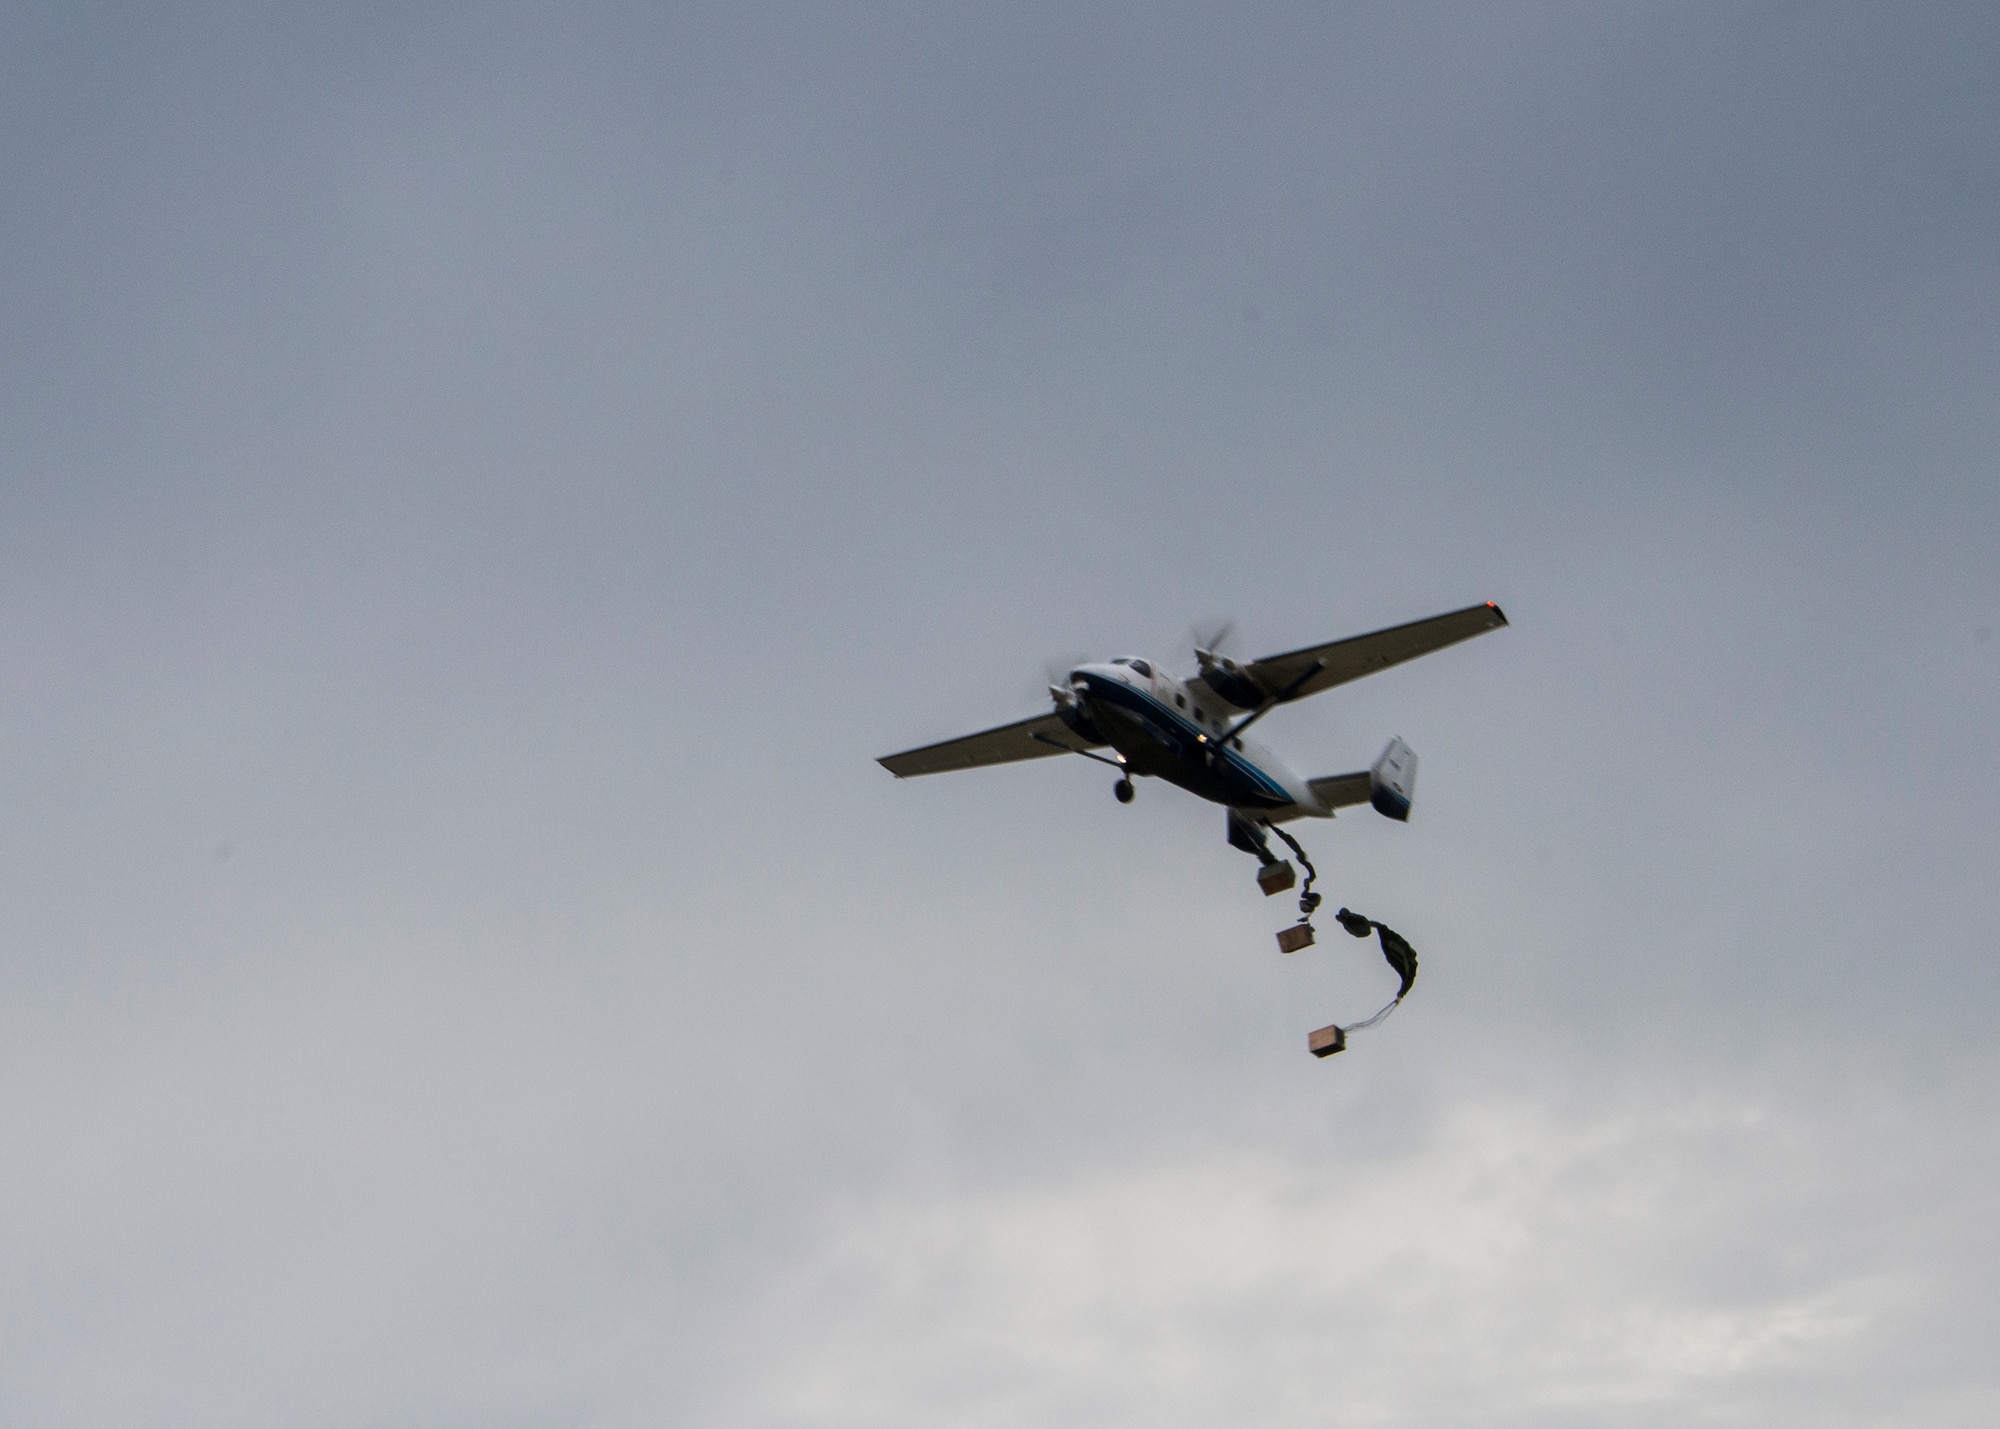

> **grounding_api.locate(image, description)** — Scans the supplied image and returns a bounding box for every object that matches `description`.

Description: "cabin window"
[1174,693,1185,708]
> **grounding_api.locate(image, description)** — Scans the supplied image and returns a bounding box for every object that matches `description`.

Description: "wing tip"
[1484,600,1509,626]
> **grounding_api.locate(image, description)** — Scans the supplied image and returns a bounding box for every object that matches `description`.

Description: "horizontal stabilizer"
[1307,771,1372,810]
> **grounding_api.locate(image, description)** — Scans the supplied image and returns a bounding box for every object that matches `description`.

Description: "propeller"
[1039,651,1093,710]
[1189,618,1236,666]
[1191,617,1270,712]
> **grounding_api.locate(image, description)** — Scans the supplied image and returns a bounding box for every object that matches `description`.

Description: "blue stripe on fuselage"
[1079,674,1290,806]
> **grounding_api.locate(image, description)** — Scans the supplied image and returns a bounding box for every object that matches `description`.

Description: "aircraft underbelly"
[1093,701,1180,773]
[1090,696,1288,809]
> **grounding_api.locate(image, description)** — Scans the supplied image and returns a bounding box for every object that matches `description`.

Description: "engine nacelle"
[1196,651,1267,710]
[1054,688,1106,745]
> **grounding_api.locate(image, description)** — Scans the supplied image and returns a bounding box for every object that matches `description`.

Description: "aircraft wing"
[1247,601,1507,704]
[878,711,1103,778]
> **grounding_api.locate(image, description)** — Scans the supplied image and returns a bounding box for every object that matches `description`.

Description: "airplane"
[877,601,1508,902]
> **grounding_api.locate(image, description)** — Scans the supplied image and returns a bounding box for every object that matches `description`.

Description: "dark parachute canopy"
[1330,907,1419,1030]
[1376,924,1418,1000]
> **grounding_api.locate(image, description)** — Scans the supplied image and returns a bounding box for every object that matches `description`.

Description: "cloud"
[728,1060,1995,1427]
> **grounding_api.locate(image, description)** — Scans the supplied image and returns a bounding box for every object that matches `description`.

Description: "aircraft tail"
[1367,736,1417,820]
[1302,737,1418,821]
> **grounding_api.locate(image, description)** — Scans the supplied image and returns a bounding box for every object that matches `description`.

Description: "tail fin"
[1369,737,1417,820]
[1301,736,1418,821]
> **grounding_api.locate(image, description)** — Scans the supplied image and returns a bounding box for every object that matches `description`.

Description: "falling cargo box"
[1309,1024,1347,1058]
[1257,861,1296,896]
[1276,923,1315,954]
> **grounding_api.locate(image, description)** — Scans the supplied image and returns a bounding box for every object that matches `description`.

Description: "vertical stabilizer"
[1370,737,1417,821]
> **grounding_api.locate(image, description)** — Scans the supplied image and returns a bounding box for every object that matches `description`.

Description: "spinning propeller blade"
[1190,618,1236,663]
[1038,652,1092,708]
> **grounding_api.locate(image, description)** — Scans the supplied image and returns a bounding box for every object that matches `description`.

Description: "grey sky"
[3,4,1997,1425]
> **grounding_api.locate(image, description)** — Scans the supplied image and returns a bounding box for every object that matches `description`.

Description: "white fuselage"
[1069,660,1328,818]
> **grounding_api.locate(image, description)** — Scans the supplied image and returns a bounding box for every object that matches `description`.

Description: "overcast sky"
[3,4,1997,1425]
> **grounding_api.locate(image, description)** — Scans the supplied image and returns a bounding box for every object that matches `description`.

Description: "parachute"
[1308,908,1420,1056]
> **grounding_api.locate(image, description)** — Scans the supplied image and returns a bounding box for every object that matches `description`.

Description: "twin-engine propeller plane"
[877,601,1508,1052]
[878,600,1505,861]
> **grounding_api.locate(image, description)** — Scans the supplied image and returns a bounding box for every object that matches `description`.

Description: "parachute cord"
[1266,824,1322,921]
[1340,996,1403,1033]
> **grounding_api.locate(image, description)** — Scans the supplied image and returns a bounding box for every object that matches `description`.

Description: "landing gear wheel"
[1114,777,1135,804]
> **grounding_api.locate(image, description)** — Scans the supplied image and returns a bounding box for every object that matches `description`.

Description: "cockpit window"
[1110,657,1130,666]
[1128,659,1153,678]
